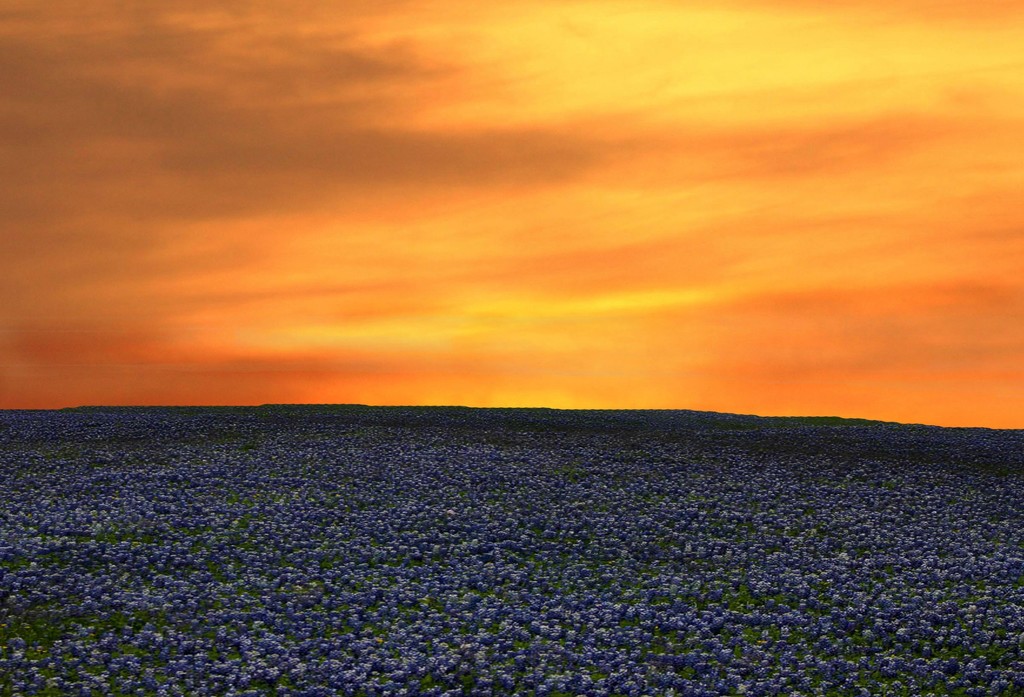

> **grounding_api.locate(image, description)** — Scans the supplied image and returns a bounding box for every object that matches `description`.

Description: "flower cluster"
[1,405,1023,695]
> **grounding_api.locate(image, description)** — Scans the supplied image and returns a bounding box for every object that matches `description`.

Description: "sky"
[1,1,1023,427]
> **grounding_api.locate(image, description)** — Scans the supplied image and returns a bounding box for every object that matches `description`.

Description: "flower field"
[1,405,1023,696]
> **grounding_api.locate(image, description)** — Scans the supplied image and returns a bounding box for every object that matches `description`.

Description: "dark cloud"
[0,0,619,338]
[0,5,608,230]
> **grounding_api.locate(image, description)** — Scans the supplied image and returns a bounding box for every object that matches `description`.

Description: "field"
[2,405,1024,696]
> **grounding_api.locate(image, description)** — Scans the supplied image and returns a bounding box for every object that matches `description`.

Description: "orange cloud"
[1,0,1023,427]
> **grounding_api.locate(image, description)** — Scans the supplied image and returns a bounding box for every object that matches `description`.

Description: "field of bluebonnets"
[2,405,1024,696]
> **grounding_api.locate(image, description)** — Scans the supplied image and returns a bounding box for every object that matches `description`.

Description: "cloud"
[0,322,395,408]
[593,113,960,192]
[0,0,628,338]
[7,2,722,294]
[3,326,173,365]
[693,0,1024,24]
[695,281,1024,381]
[1,0,1023,426]
[0,17,610,226]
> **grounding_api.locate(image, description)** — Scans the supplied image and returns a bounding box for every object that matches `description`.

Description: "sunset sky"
[2,0,1023,427]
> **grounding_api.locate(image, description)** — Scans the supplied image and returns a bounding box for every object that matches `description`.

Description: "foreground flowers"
[1,405,1023,695]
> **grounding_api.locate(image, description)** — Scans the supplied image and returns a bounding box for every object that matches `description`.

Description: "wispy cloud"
[1,0,1022,426]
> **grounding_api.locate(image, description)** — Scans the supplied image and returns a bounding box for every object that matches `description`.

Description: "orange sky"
[2,0,1023,427]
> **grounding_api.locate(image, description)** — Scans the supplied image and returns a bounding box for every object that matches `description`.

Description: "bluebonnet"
[1,405,1023,694]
